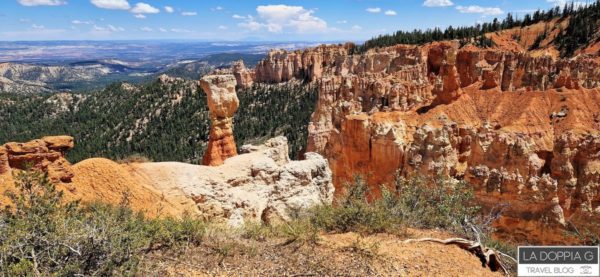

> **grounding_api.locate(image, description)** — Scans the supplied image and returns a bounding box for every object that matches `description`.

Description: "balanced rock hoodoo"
[199,74,239,166]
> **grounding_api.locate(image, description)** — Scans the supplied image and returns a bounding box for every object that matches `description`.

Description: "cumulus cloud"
[351,25,362,31]
[17,0,66,6]
[212,6,223,11]
[384,10,397,16]
[90,0,129,10]
[366,7,381,13]
[336,20,347,24]
[218,25,228,30]
[423,0,454,7]
[31,24,45,29]
[238,5,328,33]
[130,2,159,14]
[181,11,197,16]
[140,27,152,32]
[159,27,167,32]
[164,6,174,13]
[456,5,503,15]
[232,14,247,19]
[133,14,145,19]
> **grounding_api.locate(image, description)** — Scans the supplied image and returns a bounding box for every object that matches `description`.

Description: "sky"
[0,0,585,41]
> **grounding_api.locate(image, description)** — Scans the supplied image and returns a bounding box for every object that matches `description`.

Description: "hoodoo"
[199,74,240,166]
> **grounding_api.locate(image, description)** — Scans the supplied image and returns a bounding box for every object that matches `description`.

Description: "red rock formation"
[246,41,600,243]
[199,74,239,166]
[232,60,255,89]
[0,136,74,183]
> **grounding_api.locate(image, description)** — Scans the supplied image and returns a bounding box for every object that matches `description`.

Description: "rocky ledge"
[134,136,333,226]
[0,136,334,226]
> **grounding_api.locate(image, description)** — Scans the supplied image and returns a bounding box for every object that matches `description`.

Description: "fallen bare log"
[402,237,516,275]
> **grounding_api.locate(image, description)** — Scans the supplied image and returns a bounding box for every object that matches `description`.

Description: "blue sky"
[0,0,578,41]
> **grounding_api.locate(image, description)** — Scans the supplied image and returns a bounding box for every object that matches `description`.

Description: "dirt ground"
[139,229,507,277]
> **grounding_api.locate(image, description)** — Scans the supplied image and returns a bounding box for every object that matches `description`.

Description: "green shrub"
[309,176,404,235]
[0,169,207,276]
[395,175,480,233]
[306,174,504,245]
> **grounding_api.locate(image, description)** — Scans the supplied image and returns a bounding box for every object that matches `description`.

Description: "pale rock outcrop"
[133,136,334,226]
[0,136,74,183]
[199,74,239,166]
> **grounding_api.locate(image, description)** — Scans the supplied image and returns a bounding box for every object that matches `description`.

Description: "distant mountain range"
[0,41,318,94]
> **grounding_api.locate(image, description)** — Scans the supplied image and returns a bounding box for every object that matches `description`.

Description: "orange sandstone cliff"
[247,41,600,243]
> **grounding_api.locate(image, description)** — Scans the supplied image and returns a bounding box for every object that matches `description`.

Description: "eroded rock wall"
[232,60,255,89]
[247,41,600,243]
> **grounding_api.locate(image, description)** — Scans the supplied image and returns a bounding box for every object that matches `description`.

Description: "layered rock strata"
[0,136,74,183]
[199,74,239,166]
[246,41,600,243]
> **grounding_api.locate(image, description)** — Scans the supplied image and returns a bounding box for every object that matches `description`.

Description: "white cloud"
[547,0,588,8]
[181,11,197,16]
[130,2,159,14]
[134,14,145,19]
[17,0,66,6]
[232,14,246,19]
[351,25,362,31]
[212,6,223,11]
[384,10,397,16]
[239,19,262,31]
[108,24,125,31]
[244,5,328,33]
[90,0,129,10]
[93,24,124,32]
[72,20,92,24]
[170,28,192,33]
[366,7,381,13]
[31,24,45,29]
[140,27,152,32]
[19,18,31,23]
[164,6,174,13]
[336,20,347,24]
[423,0,454,7]
[159,27,167,32]
[218,25,228,30]
[456,5,503,15]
